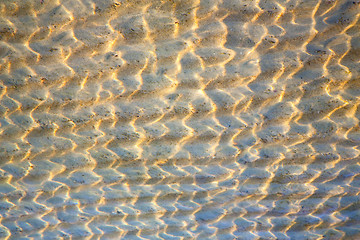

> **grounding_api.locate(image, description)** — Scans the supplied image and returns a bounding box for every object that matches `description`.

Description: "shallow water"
[0,0,359,239]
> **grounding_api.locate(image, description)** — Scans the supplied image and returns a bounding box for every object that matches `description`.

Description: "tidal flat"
[0,0,359,239]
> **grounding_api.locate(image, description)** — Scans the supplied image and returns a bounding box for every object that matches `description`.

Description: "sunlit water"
[0,0,359,239]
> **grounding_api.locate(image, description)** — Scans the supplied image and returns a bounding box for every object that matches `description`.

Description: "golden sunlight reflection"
[0,0,359,239]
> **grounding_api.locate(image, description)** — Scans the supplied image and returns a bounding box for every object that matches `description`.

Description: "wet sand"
[0,0,360,239]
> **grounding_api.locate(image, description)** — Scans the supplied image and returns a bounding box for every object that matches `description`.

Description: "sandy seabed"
[0,0,359,239]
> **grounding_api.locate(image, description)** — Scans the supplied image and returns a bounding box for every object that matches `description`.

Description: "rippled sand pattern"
[0,0,360,239]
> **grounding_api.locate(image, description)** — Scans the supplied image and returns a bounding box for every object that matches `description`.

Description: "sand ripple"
[0,0,360,239]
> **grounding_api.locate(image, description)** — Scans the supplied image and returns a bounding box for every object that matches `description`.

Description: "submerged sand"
[0,0,359,239]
